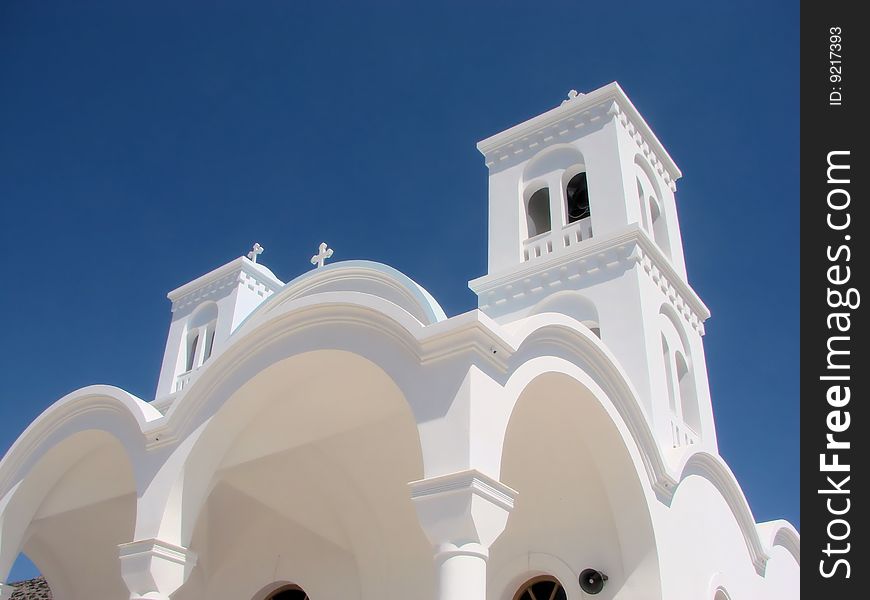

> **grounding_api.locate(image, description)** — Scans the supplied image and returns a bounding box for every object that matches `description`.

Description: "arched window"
[649,197,672,257]
[185,332,199,372]
[566,172,590,223]
[182,302,219,378]
[513,576,566,600]
[636,177,649,231]
[675,352,700,432]
[662,336,676,413]
[203,323,216,361]
[527,188,551,237]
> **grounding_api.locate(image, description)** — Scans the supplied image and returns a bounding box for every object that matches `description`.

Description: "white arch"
[242,260,447,329]
[504,313,799,577]
[0,385,158,496]
[133,300,435,548]
[522,145,585,182]
[496,362,663,598]
[529,291,600,335]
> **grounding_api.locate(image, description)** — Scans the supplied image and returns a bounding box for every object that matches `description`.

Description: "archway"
[1,430,137,599]
[490,371,662,600]
[170,350,433,600]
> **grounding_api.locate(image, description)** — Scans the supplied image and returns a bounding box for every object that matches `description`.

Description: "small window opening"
[662,336,676,413]
[527,188,551,237]
[676,352,699,431]
[269,588,308,600]
[649,197,672,257]
[203,326,216,362]
[566,172,590,223]
[637,178,649,230]
[186,334,199,372]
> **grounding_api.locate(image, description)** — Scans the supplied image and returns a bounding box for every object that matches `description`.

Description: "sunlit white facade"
[0,83,799,600]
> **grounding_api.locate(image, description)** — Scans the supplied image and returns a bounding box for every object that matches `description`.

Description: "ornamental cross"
[310,242,334,268]
[561,89,581,105]
[247,243,264,263]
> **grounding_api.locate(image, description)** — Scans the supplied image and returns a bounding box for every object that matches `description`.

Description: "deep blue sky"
[0,0,798,582]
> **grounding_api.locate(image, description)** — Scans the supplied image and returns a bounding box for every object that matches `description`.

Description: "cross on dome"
[310,242,334,268]
[247,243,264,263]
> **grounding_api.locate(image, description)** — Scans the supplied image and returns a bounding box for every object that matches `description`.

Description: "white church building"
[0,83,799,600]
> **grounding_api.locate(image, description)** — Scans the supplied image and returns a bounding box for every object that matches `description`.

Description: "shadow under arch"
[529,291,600,336]
[491,365,663,600]
[522,144,586,183]
[161,349,432,599]
[1,429,138,599]
[0,385,157,495]
[164,296,446,438]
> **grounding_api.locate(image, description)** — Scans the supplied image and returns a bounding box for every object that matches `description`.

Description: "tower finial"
[310,242,334,268]
[247,243,264,263]
[562,89,582,105]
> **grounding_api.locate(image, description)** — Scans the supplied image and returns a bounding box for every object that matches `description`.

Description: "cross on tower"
[310,242,334,268]
[561,89,582,105]
[247,243,264,263]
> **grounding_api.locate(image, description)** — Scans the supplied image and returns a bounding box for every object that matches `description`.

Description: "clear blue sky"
[0,0,798,582]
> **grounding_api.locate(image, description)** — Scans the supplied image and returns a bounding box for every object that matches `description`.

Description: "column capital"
[410,469,517,554]
[118,538,197,600]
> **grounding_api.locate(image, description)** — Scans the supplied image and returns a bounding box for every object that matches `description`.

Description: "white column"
[410,470,517,600]
[118,539,197,600]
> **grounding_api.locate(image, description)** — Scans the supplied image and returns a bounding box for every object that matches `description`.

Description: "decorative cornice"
[476,82,681,187]
[118,538,198,566]
[409,469,518,512]
[168,256,284,312]
[470,225,709,334]
[607,100,678,192]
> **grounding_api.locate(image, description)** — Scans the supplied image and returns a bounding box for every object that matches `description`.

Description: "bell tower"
[469,83,716,454]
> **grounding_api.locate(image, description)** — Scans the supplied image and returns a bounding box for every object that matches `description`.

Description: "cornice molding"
[470,225,709,334]
[168,256,284,312]
[476,82,681,187]
[409,469,518,512]
[118,538,197,567]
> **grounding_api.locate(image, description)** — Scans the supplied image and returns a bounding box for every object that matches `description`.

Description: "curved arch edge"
[0,385,159,497]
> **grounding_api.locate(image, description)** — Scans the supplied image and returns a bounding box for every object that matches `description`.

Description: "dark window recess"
[515,578,567,600]
[270,589,308,600]
[566,172,590,223]
[527,188,552,237]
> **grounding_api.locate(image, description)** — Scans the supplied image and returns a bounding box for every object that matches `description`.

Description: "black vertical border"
[801,0,867,595]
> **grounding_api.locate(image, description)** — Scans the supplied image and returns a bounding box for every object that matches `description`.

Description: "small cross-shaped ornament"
[247,243,264,263]
[562,89,582,105]
[310,242,334,268]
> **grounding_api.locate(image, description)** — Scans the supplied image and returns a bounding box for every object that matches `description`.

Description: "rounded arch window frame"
[634,156,672,258]
[252,582,310,600]
[658,306,702,436]
[511,574,567,600]
[560,162,589,228]
[523,180,552,239]
[183,301,219,374]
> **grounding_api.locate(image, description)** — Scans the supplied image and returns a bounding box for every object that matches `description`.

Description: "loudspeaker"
[579,568,608,595]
